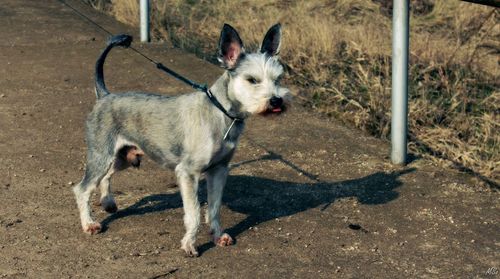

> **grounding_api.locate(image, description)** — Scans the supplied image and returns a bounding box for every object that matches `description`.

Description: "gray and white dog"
[73,23,291,256]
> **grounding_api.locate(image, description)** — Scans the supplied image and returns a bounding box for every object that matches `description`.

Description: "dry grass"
[84,0,499,185]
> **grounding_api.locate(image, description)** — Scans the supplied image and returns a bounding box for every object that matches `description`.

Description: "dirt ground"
[0,1,498,278]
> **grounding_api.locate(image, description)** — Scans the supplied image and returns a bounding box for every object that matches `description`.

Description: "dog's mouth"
[271,107,283,113]
[259,104,287,116]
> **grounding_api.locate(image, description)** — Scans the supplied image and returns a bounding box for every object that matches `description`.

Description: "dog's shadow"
[101,166,414,255]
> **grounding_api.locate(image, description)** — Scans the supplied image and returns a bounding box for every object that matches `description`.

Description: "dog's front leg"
[175,164,201,257]
[205,164,233,247]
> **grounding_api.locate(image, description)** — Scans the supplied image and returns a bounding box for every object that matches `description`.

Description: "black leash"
[155,63,241,122]
[59,0,242,122]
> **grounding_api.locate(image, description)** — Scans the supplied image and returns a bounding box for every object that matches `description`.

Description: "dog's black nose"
[270,96,283,108]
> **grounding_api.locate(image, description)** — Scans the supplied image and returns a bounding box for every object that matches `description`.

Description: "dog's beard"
[244,98,272,115]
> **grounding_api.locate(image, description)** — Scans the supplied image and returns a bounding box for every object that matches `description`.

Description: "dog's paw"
[214,233,233,247]
[83,222,102,235]
[100,196,118,213]
[103,202,117,213]
[181,243,199,257]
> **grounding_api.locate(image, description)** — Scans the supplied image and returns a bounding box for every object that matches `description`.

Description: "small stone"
[39,169,46,173]
[68,181,74,186]
[5,219,22,227]
[348,224,361,230]
[0,94,5,98]
[107,255,118,260]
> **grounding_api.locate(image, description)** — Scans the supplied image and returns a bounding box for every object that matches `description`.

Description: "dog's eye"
[247,77,259,84]
[275,75,283,85]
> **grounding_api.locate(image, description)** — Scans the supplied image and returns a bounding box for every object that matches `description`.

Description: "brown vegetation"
[84,0,499,185]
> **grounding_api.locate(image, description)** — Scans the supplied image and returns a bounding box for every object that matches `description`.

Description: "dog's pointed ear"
[218,24,244,69]
[261,23,282,56]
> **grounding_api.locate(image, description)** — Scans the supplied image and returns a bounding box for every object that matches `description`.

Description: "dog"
[73,23,291,257]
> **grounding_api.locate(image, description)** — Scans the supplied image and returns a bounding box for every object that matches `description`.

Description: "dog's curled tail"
[95,34,133,99]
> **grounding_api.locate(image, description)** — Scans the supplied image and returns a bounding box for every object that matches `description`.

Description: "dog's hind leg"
[205,164,233,246]
[73,155,113,235]
[97,140,142,213]
[175,163,201,257]
[98,167,117,213]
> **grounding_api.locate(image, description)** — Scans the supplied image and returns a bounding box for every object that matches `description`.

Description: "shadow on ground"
[101,167,414,254]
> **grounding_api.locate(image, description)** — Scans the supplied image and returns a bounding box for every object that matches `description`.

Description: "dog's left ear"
[218,24,245,69]
[261,23,282,56]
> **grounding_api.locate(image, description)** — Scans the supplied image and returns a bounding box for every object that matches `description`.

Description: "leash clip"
[223,119,237,140]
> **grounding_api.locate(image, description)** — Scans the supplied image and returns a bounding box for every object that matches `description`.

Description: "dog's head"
[218,23,291,116]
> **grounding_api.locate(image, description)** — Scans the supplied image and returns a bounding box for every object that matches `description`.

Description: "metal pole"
[140,0,150,42]
[391,0,409,165]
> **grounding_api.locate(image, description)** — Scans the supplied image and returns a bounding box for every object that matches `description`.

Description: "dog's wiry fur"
[73,24,291,257]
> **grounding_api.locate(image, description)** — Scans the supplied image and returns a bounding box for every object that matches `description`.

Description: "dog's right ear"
[218,24,244,69]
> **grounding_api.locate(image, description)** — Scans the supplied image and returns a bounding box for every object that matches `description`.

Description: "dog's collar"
[203,89,244,141]
[204,89,243,123]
